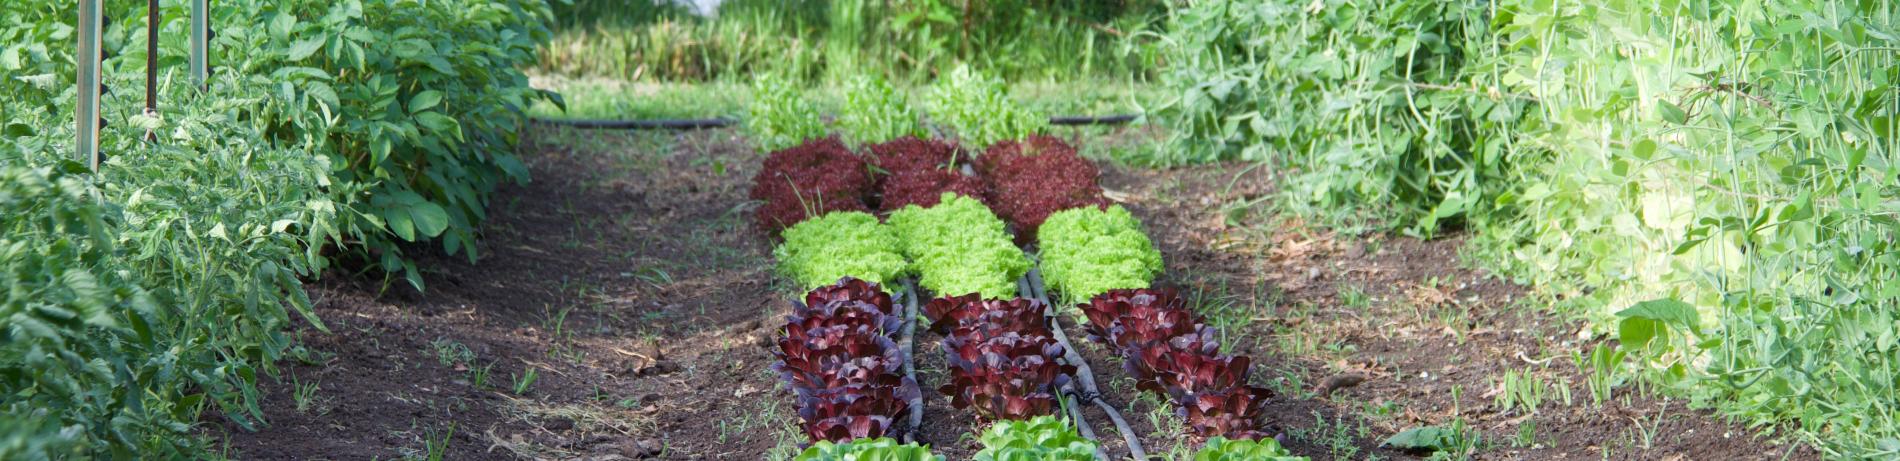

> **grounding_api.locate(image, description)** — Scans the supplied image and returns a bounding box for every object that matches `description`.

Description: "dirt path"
[210,127,1814,460]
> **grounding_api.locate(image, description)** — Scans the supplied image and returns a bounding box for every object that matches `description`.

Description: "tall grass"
[1152,0,1900,455]
[536,0,1166,83]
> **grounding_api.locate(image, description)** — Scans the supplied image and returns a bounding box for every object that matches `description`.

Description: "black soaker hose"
[530,114,1140,130]
[900,280,924,442]
[1028,266,1150,461]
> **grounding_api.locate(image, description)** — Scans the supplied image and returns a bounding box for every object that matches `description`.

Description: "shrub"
[795,438,944,461]
[226,0,558,288]
[0,0,544,456]
[775,212,907,289]
[0,111,342,456]
[1148,0,1523,235]
[886,193,1028,299]
[1038,206,1164,304]
[973,416,1097,461]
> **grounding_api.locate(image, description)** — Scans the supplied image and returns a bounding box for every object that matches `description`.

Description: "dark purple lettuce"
[772,280,920,442]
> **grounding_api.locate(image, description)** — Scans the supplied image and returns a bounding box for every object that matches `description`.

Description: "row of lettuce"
[0,0,552,456]
[1148,0,1899,454]
[757,88,1302,458]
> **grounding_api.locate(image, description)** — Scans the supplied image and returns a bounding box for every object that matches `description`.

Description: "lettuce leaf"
[1038,205,1163,304]
[775,211,908,289]
[886,192,1028,299]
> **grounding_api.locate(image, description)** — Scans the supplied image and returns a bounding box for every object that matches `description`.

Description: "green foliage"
[221,0,557,289]
[538,0,1165,83]
[775,211,909,289]
[1193,437,1308,461]
[973,415,1097,461]
[1156,0,1900,454]
[0,0,545,456]
[926,66,1046,148]
[886,193,1027,299]
[794,438,944,461]
[747,73,829,151]
[836,75,927,146]
[1466,1,1900,455]
[0,103,342,457]
[0,166,154,458]
[1148,0,1527,235]
[1037,205,1163,304]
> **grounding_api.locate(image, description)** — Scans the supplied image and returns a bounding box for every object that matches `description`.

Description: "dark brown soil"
[209,126,1816,461]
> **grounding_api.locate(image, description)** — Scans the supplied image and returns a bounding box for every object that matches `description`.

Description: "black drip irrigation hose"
[530,114,1140,130]
[1027,266,1150,461]
[1019,278,1109,461]
[900,280,925,442]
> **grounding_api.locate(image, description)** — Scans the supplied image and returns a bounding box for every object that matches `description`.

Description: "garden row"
[0,0,553,456]
[759,131,1302,459]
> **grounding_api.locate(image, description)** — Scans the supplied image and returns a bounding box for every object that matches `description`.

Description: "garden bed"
[208,126,1816,460]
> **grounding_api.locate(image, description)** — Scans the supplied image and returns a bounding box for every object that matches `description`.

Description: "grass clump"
[1037,205,1164,304]
[886,193,1027,299]
[774,211,908,290]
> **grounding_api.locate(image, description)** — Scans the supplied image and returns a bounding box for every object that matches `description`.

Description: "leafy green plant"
[1465,1,1900,455]
[925,66,1045,148]
[1193,437,1308,461]
[224,0,558,289]
[1148,0,1525,235]
[746,73,829,152]
[1382,422,1479,459]
[973,415,1097,461]
[836,74,926,146]
[794,437,944,461]
[774,211,909,292]
[1037,205,1164,304]
[0,0,546,457]
[886,192,1028,299]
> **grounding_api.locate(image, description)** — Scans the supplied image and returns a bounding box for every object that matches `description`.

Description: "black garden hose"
[530,113,1141,130]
